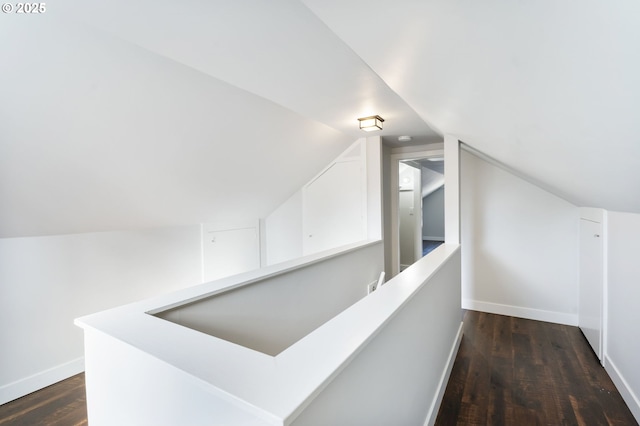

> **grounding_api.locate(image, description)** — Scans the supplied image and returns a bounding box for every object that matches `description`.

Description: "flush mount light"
[398,135,412,142]
[358,115,384,132]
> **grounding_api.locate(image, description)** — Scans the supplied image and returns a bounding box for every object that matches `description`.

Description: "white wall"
[157,242,384,356]
[399,190,418,267]
[461,150,579,325]
[0,226,202,404]
[78,244,458,426]
[303,157,366,255]
[264,191,303,265]
[605,211,640,420]
[83,328,272,426]
[291,247,462,426]
[202,221,261,281]
[398,162,422,268]
[264,137,382,265]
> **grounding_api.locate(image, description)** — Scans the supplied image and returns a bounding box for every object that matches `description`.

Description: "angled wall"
[264,137,382,265]
[461,150,579,325]
[422,186,445,240]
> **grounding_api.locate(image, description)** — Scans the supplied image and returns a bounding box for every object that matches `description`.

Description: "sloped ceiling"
[2,0,639,238]
[0,1,437,238]
[303,0,640,213]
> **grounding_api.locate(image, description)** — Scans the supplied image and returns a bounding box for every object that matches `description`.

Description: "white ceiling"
[2,0,639,237]
[303,0,640,212]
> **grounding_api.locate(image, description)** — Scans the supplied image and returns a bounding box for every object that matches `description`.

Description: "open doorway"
[398,162,422,270]
[391,150,445,276]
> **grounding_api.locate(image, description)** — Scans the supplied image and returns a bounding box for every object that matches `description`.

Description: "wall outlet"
[367,281,378,294]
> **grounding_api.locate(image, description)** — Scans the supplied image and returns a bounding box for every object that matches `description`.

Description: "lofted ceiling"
[303,0,640,213]
[2,0,640,238]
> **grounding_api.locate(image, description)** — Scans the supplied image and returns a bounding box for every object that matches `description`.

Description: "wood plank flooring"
[0,311,637,425]
[435,310,638,426]
[0,373,86,426]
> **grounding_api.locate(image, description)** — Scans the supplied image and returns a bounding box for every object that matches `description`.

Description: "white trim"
[444,135,460,244]
[602,209,609,368]
[460,142,577,205]
[365,136,383,241]
[0,357,85,405]
[259,217,267,268]
[200,222,205,283]
[423,321,464,426]
[413,166,423,262]
[605,355,640,422]
[463,299,578,326]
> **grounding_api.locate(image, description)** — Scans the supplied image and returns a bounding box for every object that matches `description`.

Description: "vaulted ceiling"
[2,0,639,238]
[303,0,640,212]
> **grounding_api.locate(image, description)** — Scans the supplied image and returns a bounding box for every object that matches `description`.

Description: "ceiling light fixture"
[398,135,412,142]
[358,115,384,132]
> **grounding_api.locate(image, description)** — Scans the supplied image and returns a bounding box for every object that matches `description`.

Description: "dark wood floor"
[436,310,638,426]
[0,373,87,426]
[1,312,637,425]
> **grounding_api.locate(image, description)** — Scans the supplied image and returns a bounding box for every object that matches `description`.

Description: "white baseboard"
[424,321,464,426]
[0,357,85,405]
[422,236,445,241]
[463,299,578,326]
[605,355,640,423]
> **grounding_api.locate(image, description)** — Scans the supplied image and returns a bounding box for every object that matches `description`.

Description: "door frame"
[390,148,444,277]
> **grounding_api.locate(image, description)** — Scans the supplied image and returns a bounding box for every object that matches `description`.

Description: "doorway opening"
[391,150,445,276]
